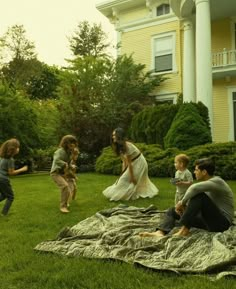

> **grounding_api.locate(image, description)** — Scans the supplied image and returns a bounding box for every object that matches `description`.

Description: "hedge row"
[95,142,236,180]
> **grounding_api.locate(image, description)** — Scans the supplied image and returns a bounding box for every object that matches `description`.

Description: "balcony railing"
[212,49,236,68]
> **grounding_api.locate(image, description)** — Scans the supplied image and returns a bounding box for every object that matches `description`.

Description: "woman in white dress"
[103,128,159,201]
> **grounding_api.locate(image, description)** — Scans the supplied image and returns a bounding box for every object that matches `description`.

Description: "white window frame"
[151,32,177,75]
[228,86,236,141]
[156,4,170,16]
[155,93,178,104]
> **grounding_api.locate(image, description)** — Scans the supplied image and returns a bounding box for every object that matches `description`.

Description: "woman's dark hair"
[59,135,78,152]
[112,128,127,156]
[0,138,20,158]
[194,158,215,176]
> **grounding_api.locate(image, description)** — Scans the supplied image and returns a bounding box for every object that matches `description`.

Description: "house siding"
[213,77,236,142]
[120,20,182,95]
[119,6,148,24]
[97,1,236,143]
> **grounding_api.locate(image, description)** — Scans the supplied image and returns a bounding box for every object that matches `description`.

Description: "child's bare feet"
[60,207,70,213]
[139,230,165,237]
[173,226,189,236]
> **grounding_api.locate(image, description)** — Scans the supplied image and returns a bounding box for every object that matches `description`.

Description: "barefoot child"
[50,135,78,213]
[139,154,193,237]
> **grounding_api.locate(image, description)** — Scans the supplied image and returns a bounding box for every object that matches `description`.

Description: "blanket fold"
[35,205,236,280]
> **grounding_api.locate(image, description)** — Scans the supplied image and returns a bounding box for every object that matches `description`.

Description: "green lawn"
[0,172,236,289]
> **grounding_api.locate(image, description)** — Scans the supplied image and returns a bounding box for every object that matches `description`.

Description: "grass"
[0,172,236,289]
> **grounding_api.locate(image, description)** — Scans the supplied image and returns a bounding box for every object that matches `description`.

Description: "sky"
[0,0,116,66]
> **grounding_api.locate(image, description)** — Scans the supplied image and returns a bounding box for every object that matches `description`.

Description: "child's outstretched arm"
[8,165,28,176]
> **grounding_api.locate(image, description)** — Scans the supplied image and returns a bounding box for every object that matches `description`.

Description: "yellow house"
[96,0,236,143]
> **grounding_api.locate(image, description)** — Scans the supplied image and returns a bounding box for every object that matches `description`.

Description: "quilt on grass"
[35,205,236,280]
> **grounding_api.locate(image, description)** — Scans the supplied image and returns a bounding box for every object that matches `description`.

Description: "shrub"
[130,103,178,147]
[96,141,236,180]
[95,143,162,175]
[164,102,212,150]
[95,147,121,175]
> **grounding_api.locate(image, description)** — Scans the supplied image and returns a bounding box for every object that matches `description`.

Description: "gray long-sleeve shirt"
[181,176,234,223]
[50,148,70,174]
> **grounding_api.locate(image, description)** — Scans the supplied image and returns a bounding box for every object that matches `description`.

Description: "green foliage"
[95,147,121,175]
[0,25,60,100]
[1,57,42,91]
[0,82,40,156]
[130,103,179,147]
[32,99,60,148]
[26,64,61,100]
[185,142,236,179]
[95,143,162,175]
[0,24,36,63]
[58,54,165,155]
[1,58,60,100]
[192,101,211,130]
[164,102,212,150]
[69,20,110,57]
[96,142,236,180]
[33,146,56,170]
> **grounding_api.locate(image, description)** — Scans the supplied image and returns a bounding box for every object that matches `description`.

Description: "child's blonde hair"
[175,154,190,168]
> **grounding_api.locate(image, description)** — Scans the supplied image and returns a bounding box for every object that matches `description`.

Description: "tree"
[26,64,61,100]
[57,54,165,155]
[130,103,179,147]
[0,24,60,100]
[32,99,60,148]
[0,24,36,64]
[0,81,40,157]
[164,102,212,150]
[68,21,110,57]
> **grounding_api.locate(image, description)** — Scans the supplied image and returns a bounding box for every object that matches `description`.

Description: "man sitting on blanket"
[140,158,234,237]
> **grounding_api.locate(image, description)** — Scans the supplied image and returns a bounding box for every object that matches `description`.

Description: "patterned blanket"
[35,205,236,280]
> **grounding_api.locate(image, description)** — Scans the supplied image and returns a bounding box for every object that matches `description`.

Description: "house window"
[156,4,170,16]
[153,33,175,73]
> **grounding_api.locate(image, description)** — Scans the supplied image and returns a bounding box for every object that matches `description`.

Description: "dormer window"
[156,4,170,16]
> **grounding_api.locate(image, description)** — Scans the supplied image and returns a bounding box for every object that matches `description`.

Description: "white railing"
[212,48,236,67]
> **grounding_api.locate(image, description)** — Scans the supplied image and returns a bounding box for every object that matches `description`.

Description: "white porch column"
[183,20,195,102]
[194,0,213,130]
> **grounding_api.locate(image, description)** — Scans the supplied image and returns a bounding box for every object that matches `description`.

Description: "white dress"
[103,142,159,201]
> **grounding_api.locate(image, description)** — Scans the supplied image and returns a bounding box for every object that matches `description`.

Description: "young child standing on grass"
[50,135,78,214]
[0,138,28,216]
[171,154,193,205]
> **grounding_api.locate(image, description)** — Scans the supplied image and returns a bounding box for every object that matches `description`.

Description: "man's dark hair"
[194,158,215,176]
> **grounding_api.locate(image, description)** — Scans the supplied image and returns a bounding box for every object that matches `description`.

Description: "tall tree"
[68,21,110,57]
[0,24,60,99]
[58,54,165,155]
[0,81,40,156]
[0,24,36,64]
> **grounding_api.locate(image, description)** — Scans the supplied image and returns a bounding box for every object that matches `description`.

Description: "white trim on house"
[117,15,178,32]
[155,92,178,103]
[227,86,236,141]
[151,31,177,74]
